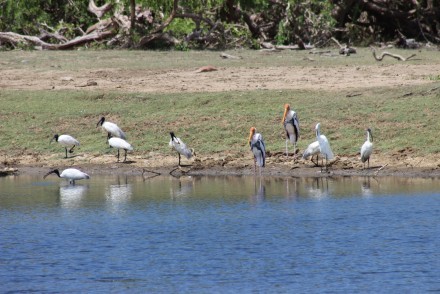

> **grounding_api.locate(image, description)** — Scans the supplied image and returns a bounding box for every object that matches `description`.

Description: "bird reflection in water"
[361,177,373,197]
[170,176,195,199]
[59,185,88,209]
[105,176,133,212]
[250,177,266,204]
[305,177,330,199]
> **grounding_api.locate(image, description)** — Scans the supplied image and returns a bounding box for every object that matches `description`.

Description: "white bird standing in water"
[281,104,300,157]
[50,134,80,158]
[248,127,266,175]
[169,132,194,166]
[360,128,374,169]
[43,168,90,185]
[302,140,320,166]
[108,137,133,162]
[97,117,126,141]
[315,123,334,172]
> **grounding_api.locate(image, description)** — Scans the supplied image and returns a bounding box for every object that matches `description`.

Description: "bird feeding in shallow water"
[169,132,194,166]
[315,123,334,172]
[43,168,90,185]
[281,104,300,157]
[108,137,133,162]
[302,140,320,166]
[96,117,126,141]
[248,127,266,175]
[50,134,80,158]
[360,128,374,169]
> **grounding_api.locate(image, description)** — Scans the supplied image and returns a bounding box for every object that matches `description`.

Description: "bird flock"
[45,106,374,184]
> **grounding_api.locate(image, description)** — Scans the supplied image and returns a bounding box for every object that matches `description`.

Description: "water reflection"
[361,177,373,197]
[305,177,331,199]
[250,177,266,203]
[105,176,133,212]
[59,185,88,209]
[170,176,195,199]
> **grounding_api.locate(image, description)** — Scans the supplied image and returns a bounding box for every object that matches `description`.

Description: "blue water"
[1,176,439,293]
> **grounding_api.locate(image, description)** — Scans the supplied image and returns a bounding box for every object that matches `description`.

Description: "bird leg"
[285,140,289,156]
[64,147,68,158]
[124,149,127,162]
[178,153,181,166]
[69,145,76,154]
[117,149,120,162]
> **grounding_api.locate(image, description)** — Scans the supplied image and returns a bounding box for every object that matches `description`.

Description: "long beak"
[248,130,254,146]
[49,137,55,145]
[370,131,373,142]
[281,107,288,124]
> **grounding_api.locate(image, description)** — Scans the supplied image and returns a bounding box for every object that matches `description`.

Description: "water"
[1,175,439,293]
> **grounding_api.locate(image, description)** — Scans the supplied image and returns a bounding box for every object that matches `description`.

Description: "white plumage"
[108,137,133,162]
[249,127,266,175]
[360,128,373,169]
[169,132,194,166]
[315,123,334,171]
[50,134,80,158]
[43,168,90,184]
[97,117,126,140]
[282,104,300,156]
[302,140,320,165]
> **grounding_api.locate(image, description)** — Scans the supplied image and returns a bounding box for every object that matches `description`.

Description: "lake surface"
[1,175,439,293]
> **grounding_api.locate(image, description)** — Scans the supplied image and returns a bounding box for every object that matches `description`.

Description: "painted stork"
[281,104,300,157]
[248,127,266,175]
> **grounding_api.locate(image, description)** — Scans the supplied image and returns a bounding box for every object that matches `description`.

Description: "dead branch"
[371,47,416,61]
[88,0,113,19]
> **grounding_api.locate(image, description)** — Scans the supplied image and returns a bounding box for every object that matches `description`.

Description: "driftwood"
[331,37,356,55]
[371,47,416,61]
[220,52,242,59]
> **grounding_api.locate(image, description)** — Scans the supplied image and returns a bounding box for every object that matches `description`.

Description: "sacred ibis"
[50,134,80,158]
[43,168,90,185]
[108,137,133,162]
[169,132,194,166]
[97,117,126,141]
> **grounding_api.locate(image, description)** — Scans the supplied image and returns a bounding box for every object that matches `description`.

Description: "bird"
[302,140,320,166]
[281,104,300,157]
[169,132,194,166]
[43,168,90,185]
[96,117,126,141]
[108,137,133,162]
[360,128,374,169]
[50,134,80,158]
[315,123,334,172]
[248,127,266,175]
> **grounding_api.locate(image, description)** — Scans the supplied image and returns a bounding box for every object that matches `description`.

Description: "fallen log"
[371,47,416,61]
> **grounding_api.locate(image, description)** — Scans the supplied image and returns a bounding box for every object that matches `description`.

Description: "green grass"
[0,49,439,160]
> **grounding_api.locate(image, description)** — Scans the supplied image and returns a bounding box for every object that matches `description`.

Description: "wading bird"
[169,132,194,166]
[248,127,266,175]
[108,137,133,162]
[360,128,373,169]
[43,168,90,185]
[315,123,334,172]
[302,140,320,166]
[281,104,300,157]
[96,117,126,141]
[50,134,80,158]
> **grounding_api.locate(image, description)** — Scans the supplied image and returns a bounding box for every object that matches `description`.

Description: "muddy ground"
[1,54,440,178]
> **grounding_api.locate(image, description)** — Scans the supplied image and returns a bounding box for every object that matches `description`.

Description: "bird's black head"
[43,169,60,179]
[367,128,373,142]
[170,132,176,140]
[97,117,105,127]
[50,134,59,144]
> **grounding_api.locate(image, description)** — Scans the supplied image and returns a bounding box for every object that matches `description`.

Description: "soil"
[1,58,440,178]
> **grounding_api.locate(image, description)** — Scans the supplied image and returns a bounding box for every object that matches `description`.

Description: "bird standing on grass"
[43,168,90,185]
[97,117,126,141]
[108,137,133,162]
[169,132,194,166]
[248,127,266,176]
[50,134,80,158]
[315,123,334,172]
[302,140,320,166]
[281,104,300,157]
[360,128,373,169]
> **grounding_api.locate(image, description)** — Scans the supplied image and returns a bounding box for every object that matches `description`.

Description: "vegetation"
[0,0,439,50]
[0,50,439,161]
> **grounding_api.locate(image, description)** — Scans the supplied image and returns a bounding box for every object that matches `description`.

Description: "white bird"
[108,137,133,162]
[302,140,320,166]
[169,132,194,166]
[360,128,374,169]
[315,123,334,172]
[97,117,126,141]
[248,127,266,175]
[281,103,300,157]
[43,168,90,185]
[50,134,80,158]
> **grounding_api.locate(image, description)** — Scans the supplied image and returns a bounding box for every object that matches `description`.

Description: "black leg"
[69,145,75,153]
[178,153,181,166]
[117,149,120,162]
[124,149,127,162]
[64,147,68,158]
